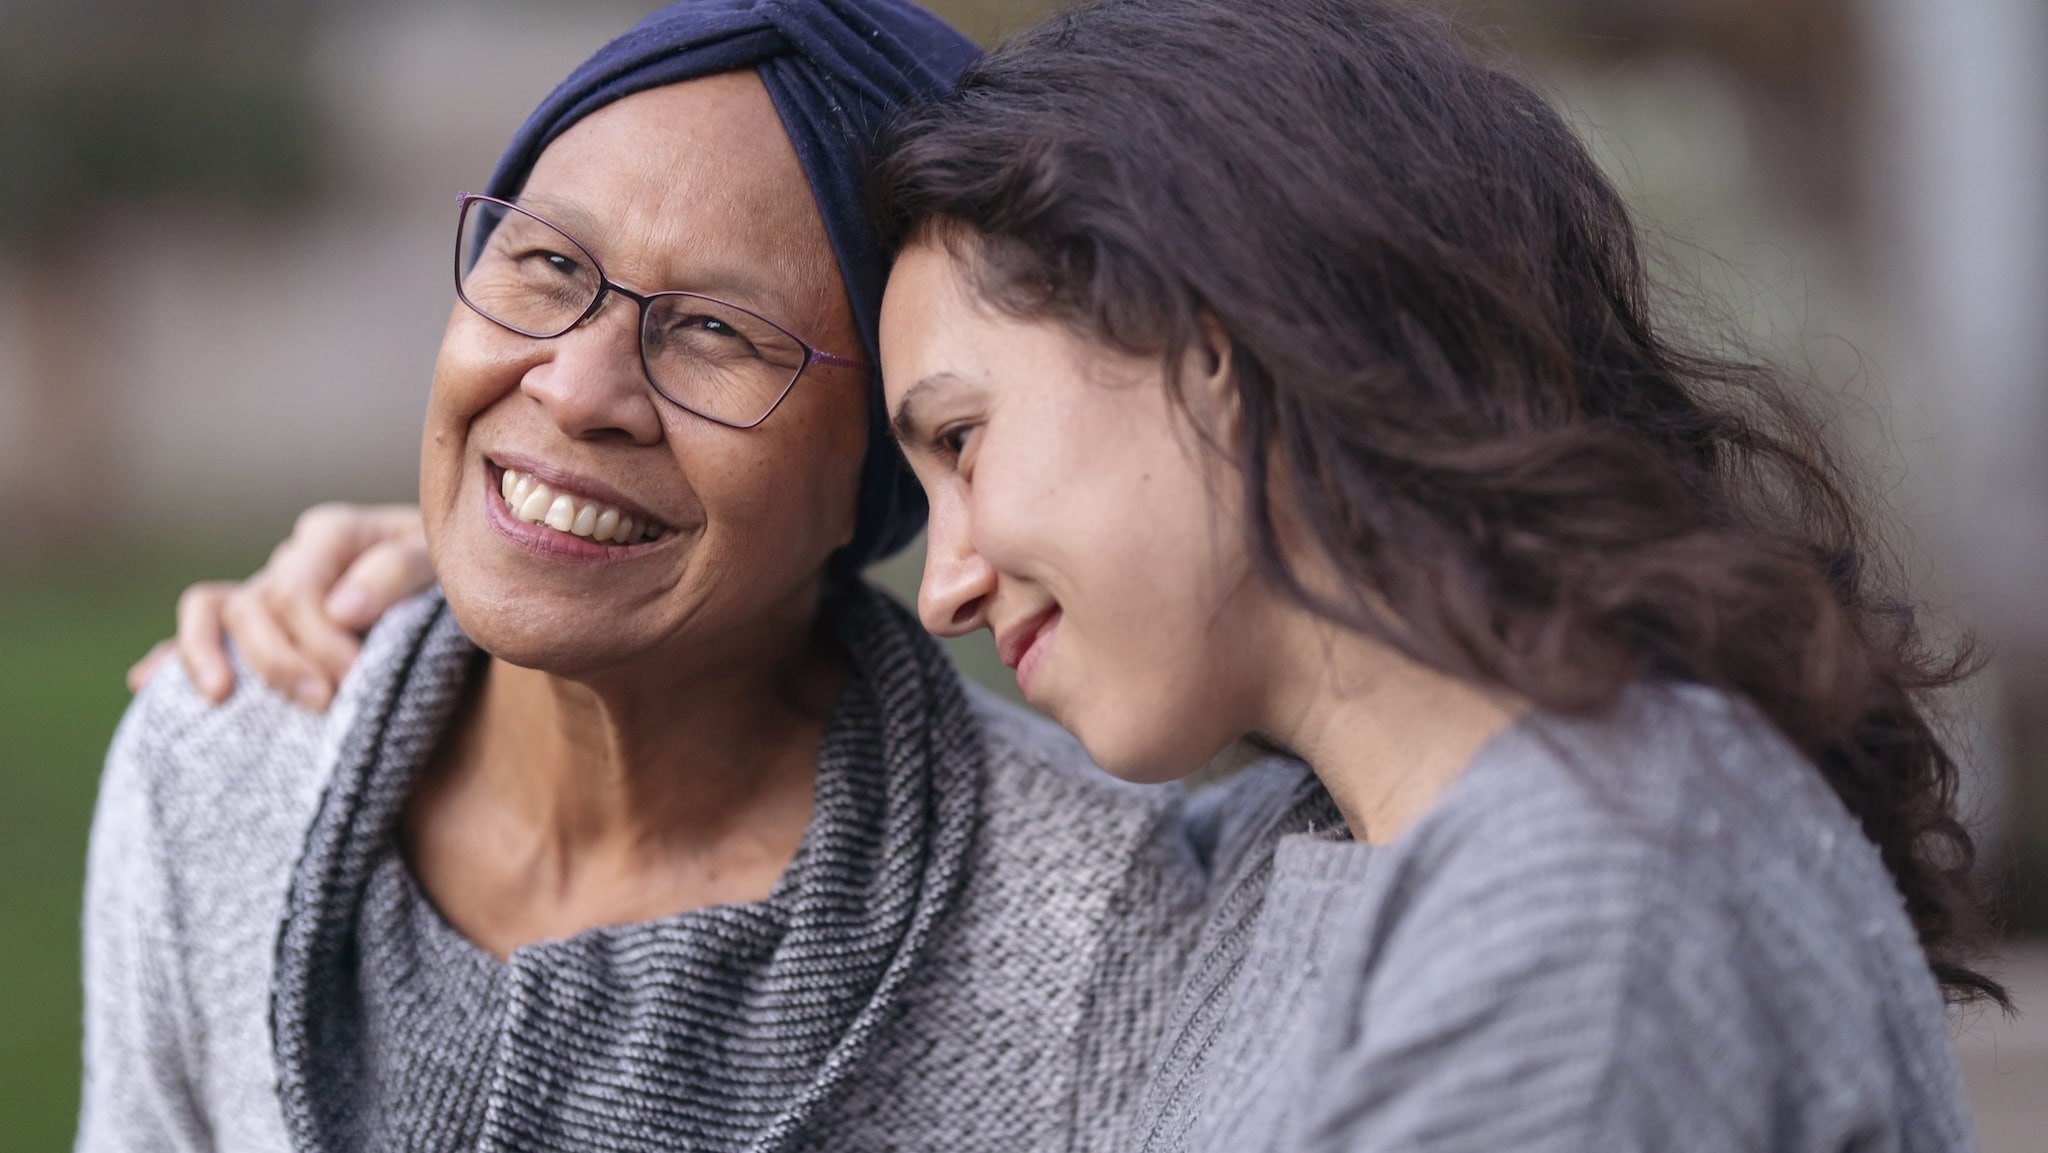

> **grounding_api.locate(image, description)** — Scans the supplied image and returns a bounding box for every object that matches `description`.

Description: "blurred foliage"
[0,0,320,236]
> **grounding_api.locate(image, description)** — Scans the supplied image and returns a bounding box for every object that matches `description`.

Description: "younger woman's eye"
[932,423,975,461]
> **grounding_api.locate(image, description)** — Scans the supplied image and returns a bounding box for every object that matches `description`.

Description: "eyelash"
[929,424,975,465]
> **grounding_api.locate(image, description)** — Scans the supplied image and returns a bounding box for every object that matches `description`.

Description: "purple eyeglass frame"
[453,192,869,430]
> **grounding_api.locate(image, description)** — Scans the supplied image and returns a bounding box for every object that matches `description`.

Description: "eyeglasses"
[453,193,868,429]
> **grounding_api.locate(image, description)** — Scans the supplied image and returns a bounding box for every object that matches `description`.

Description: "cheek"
[692,380,868,555]
[426,307,522,419]
[420,315,518,523]
[1010,411,1248,691]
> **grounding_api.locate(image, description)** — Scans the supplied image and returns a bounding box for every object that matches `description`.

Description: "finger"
[221,586,335,711]
[126,640,177,694]
[172,583,239,702]
[264,503,381,608]
[261,503,425,629]
[277,583,365,691]
[325,536,436,630]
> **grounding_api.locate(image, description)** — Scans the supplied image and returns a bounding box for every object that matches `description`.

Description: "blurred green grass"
[0,547,265,1153]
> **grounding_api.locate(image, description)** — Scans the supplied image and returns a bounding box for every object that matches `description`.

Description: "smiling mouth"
[997,606,1061,671]
[497,466,670,546]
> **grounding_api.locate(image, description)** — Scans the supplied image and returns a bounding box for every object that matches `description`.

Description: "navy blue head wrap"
[485,0,977,578]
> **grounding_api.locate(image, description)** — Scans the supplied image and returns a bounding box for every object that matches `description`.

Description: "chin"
[1065,707,1230,787]
[438,574,623,677]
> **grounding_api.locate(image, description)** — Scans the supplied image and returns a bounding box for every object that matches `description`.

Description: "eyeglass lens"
[457,197,810,427]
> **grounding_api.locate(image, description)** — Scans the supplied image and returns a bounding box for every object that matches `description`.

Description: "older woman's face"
[420,74,869,678]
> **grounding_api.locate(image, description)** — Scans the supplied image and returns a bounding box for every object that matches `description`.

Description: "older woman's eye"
[654,313,765,362]
[510,247,583,278]
[506,248,592,304]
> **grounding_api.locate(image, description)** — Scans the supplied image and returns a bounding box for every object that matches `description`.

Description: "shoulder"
[1376,682,1940,997]
[102,592,455,910]
[108,653,331,867]
[1403,682,1884,895]
[1310,682,1967,1150]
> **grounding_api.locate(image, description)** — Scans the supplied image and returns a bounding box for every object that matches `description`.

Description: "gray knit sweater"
[78,586,1314,1153]
[1132,683,1977,1153]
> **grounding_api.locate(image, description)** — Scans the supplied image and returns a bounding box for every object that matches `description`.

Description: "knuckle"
[177,581,225,615]
[295,502,350,538]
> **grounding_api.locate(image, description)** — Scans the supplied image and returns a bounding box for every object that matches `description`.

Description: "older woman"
[81,3,1317,1150]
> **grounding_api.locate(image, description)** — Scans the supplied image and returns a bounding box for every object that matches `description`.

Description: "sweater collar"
[271,585,983,1152]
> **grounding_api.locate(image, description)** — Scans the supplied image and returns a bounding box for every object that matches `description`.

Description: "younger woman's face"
[879,239,1273,781]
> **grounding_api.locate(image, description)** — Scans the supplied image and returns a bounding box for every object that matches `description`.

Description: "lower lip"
[1012,610,1061,701]
[482,464,672,563]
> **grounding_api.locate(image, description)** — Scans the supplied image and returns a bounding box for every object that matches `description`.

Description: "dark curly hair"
[871,0,2006,1004]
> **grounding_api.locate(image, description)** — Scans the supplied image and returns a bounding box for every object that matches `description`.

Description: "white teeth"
[498,467,662,547]
[516,486,555,523]
[544,495,577,532]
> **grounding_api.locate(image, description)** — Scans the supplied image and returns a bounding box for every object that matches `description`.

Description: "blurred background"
[2,0,2043,1145]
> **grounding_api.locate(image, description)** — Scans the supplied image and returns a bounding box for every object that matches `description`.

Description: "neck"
[1258,606,1523,844]
[439,601,842,868]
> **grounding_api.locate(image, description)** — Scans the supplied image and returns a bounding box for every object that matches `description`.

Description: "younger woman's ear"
[1189,311,1239,433]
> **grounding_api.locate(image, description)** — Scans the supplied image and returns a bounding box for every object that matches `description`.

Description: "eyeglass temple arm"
[809,349,871,371]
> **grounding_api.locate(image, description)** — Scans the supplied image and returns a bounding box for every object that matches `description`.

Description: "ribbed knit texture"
[1134,683,1979,1153]
[269,588,980,1152]
[80,584,1317,1152]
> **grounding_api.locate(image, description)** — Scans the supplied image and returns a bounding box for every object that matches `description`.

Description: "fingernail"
[294,677,329,710]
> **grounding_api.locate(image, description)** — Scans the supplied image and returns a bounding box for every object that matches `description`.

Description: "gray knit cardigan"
[78,586,1315,1152]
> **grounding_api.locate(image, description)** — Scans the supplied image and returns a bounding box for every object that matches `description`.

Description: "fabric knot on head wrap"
[486,0,978,578]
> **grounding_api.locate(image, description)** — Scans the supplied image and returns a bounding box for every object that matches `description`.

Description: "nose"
[520,296,664,444]
[917,490,995,638]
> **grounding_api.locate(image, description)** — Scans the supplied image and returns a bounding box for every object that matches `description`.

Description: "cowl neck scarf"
[270,584,983,1151]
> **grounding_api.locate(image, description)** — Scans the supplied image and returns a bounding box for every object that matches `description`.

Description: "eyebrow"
[889,375,959,446]
[512,193,804,319]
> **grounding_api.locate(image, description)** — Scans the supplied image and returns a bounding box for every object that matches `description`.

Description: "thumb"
[323,537,437,631]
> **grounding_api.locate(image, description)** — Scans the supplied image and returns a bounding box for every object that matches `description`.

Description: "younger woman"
[870,1,1999,1147]
[151,0,1999,1147]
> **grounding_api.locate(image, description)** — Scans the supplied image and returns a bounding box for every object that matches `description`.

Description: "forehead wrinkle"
[639,137,841,323]
[524,77,846,341]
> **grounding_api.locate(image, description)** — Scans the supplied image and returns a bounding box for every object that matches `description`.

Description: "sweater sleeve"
[76,676,215,1153]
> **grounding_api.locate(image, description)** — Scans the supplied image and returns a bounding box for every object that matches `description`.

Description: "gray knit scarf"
[269,584,983,1151]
